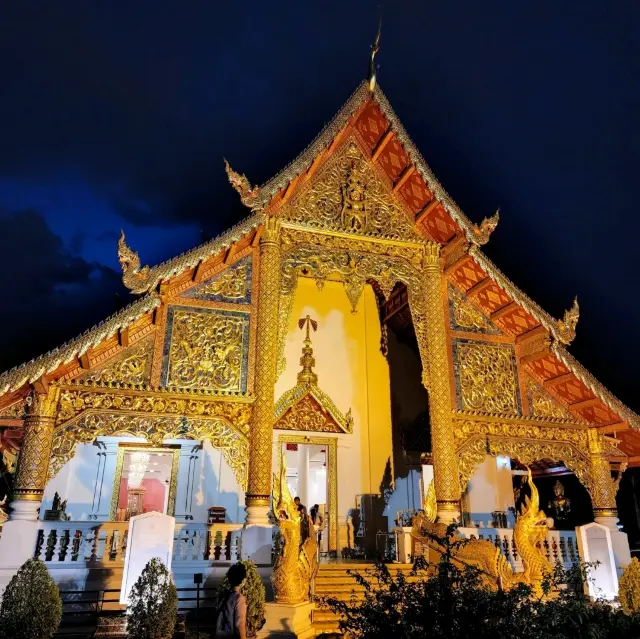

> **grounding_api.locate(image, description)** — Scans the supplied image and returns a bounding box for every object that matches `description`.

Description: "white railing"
[457,527,579,571]
[35,521,243,567]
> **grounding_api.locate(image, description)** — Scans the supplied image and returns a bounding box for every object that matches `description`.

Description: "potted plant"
[126,557,178,639]
[0,557,62,639]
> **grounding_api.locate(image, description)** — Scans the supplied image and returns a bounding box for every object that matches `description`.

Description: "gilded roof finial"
[556,297,579,345]
[224,158,261,210]
[472,208,500,245]
[297,315,318,384]
[118,230,151,294]
[368,16,382,92]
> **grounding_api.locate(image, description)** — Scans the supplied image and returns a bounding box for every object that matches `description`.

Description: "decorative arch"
[457,435,593,497]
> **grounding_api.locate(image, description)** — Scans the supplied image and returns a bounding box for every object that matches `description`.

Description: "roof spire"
[368,14,382,92]
[297,315,318,384]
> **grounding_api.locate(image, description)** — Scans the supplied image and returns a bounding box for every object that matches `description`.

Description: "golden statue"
[341,163,368,232]
[547,480,571,528]
[556,297,579,345]
[271,450,318,604]
[224,159,260,210]
[411,469,551,596]
[118,230,151,294]
[472,209,500,245]
[0,495,8,524]
[423,479,437,524]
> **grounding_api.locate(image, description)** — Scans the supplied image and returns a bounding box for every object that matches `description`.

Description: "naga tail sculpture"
[271,450,318,605]
[411,468,551,596]
[118,230,152,294]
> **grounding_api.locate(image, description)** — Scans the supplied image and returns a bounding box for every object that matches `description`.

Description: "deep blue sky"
[0,1,638,409]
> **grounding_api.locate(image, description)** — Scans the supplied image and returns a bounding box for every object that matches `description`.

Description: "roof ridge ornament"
[472,209,500,246]
[118,230,151,294]
[556,297,579,345]
[224,159,261,211]
[368,16,382,92]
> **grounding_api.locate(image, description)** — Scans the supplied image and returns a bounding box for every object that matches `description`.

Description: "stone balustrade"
[34,520,243,568]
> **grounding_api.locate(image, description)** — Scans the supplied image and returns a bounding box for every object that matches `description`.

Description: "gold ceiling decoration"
[449,285,498,334]
[454,341,520,415]
[184,256,252,303]
[526,379,577,421]
[274,316,353,434]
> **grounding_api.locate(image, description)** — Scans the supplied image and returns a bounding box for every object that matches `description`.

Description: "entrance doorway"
[277,435,338,554]
[110,446,179,521]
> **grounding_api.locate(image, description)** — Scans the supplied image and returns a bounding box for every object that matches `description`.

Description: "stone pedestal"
[241,524,273,565]
[594,516,632,578]
[0,518,40,595]
[258,601,315,639]
[393,527,412,563]
[576,522,618,600]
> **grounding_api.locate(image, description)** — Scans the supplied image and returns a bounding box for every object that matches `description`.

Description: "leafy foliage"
[620,558,640,615]
[219,560,266,637]
[322,528,640,639]
[0,557,61,639]
[126,558,178,639]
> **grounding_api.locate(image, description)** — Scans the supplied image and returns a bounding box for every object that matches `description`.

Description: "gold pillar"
[245,217,281,523]
[11,386,60,519]
[423,242,461,522]
[588,430,618,522]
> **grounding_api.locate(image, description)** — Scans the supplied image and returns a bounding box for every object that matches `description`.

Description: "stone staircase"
[312,563,414,636]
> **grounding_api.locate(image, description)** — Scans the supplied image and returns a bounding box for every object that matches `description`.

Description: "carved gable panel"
[453,340,521,415]
[283,139,421,243]
[183,255,252,304]
[79,338,153,386]
[162,306,250,393]
[448,285,500,334]
[526,379,577,421]
[275,395,344,434]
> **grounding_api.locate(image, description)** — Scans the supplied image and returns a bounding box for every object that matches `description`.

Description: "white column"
[93,440,120,521]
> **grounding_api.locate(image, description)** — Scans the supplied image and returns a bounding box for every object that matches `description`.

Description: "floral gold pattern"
[526,379,576,421]
[183,256,252,303]
[454,341,520,415]
[163,306,249,393]
[449,285,499,334]
[81,339,152,386]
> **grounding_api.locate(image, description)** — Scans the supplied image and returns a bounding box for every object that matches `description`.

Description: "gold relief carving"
[81,340,152,386]
[56,386,252,434]
[14,387,61,501]
[455,342,520,415]
[587,429,618,513]
[449,285,497,333]
[186,258,250,302]
[457,436,592,496]
[52,414,249,489]
[165,307,248,392]
[422,244,461,513]
[247,217,281,504]
[526,379,576,421]
[283,141,420,242]
[556,298,579,346]
[0,400,26,419]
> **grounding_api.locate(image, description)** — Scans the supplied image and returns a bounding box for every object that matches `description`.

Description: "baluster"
[52,529,65,563]
[82,529,96,562]
[551,536,559,565]
[35,529,45,560]
[194,530,204,561]
[510,535,518,563]
[180,529,190,561]
[230,531,239,562]
[121,529,129,561]
[567,537,577,563]
[213,528,223,561]
[502,535,509,560]
[543,538,550,562]
[559,536,567,565]
[95,529,107,561]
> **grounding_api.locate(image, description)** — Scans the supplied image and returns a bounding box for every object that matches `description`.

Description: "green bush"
[126,558,178,639]
[219,560,266,637]
[0,557,61,639]
[322,527,640,639]
[620,557,640,615]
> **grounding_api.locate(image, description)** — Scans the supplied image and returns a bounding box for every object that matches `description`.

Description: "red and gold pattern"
[397,171,431,213]
[527,354,570,381]
[472,282,511,314]
[418,203,459,243]
[354,100,388,151]
[553,378,595,405]
[449,256,488,292]
[376,137,410,182]
[493,307,539,336]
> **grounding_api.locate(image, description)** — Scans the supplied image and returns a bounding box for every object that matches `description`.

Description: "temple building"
[0,74,637,618]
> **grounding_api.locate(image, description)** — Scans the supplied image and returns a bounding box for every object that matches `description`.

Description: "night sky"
[0,2,638,412]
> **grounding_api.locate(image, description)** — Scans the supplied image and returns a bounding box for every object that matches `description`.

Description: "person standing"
[214,563,247,639]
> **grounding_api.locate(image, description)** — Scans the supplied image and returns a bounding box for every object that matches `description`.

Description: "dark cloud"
[0,210,126,372]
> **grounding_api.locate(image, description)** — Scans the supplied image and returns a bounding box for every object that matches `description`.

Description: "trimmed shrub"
[0,557,62,639]
[219,560,266,637]
[619,557,640,615]
[127,557,178,639]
